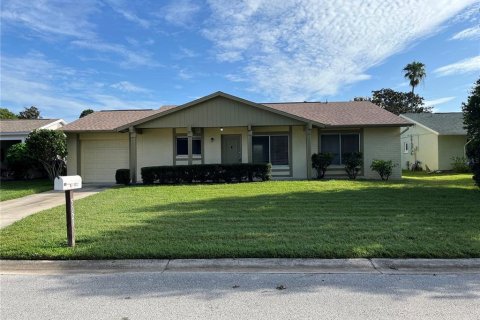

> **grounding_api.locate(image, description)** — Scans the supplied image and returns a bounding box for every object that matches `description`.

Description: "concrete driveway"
[0,186,109,229]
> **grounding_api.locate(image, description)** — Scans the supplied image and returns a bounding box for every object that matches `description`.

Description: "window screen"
[252,136,269,163]
[270,136,288,165]
[176,137,188,156]
[341,134,359,156]
[321,134,340,165]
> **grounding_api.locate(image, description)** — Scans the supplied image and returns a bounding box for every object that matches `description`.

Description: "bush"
[5,143,36,179]
[141,163,272,184]
[311,153,333,179]
[343,152,363,179]
[450,156,470,173]
[115,169,131,185]
[370,159,395,181]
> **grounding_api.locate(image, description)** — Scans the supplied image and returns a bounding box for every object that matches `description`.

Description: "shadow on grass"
[62,182,480,260]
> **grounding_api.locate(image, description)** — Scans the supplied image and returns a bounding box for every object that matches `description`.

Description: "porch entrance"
[221,134,242,164]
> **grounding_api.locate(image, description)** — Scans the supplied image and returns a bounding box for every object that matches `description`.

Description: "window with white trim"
[252,135,289,165]
[320,133,360,165]
[403,142,409,154]
[176,136,201,157]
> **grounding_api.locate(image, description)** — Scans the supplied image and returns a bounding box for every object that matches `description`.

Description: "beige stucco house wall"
[400,113,467,171]
[65,92,409,183]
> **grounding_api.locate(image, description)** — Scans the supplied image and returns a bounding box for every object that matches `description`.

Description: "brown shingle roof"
[262,101,411,127]
[0,119,62,133]
[62,108,174,132]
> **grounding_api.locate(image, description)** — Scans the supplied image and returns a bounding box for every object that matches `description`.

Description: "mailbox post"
[54,176,82,247]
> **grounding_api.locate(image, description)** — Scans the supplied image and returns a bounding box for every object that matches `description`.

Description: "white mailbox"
[54,175,82,191]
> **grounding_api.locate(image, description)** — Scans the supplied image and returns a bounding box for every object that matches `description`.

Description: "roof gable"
[134,93,310,129]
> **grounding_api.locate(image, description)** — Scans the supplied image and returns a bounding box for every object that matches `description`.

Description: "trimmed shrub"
[370,159,395,181]
[115,169,131,185]
[141,163,272,184]
[451,156,470,173]
[311,153,333,179]
[5,143,36,179]
[343,152,363,180]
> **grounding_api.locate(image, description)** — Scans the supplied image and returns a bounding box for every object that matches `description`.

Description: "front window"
[252,135,289,165]
[320,133,360,165]
[176,136,201,157]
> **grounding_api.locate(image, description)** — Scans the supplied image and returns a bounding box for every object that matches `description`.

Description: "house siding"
[438,135,468,170]
[400,124,438,170]
[364,127,402,180]
[136,128,173,179]
[137,96,304,129]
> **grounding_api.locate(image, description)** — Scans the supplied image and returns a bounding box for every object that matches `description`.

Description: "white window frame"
[403,142,409,154]
[252,134,289,166]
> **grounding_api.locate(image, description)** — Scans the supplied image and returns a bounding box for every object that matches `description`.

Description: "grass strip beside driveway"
[0,173,478,259]
[0,179,52,202]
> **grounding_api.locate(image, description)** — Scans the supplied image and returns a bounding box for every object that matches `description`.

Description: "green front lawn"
[0,173,479,259]
[0,179,52,202]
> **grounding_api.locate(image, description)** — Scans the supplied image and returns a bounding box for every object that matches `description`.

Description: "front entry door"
[221,135,242,164]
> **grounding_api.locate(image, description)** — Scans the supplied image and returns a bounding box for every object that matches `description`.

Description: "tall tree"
[18,106,41,119]
[0,108,18,119]
[462,78,480,187]
[403,61,426,95]
[371,88,431,115]
[79,109,94,118]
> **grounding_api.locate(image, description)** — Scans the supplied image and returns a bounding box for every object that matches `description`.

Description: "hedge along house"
[62,92,411,183]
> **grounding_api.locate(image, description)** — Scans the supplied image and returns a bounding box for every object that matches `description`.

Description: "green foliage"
[18,106,41,119]
[25,129,67,181]
[462,78,480,187]
[0,108,18,119]
[115,169,131,185]
[311,153,333,179]
[450,156,470,173]
[403,61,426,94]
[371,88,431,115]
[5,143,35,179]
[141,163,272,184]
[343,152,363,179]
[370,159,396,181]
[0,179,52,201]
[79,109,94,118]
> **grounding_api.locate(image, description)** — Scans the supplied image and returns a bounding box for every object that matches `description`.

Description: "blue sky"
[1,0,479,122]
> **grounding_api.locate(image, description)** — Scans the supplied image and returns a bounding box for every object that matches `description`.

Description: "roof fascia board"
[116,91,326,131]
[399,115,439,135]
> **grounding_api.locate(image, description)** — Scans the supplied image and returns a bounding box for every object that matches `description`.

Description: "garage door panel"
[81,140,128,183]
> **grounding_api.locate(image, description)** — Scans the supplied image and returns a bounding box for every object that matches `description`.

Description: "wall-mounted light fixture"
[220,127,224,132]
[210,137,214,142]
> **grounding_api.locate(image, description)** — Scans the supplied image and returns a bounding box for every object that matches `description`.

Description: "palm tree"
[403,61,426,95]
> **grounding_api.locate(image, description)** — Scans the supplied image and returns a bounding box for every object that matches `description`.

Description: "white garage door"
[81,139,129,183]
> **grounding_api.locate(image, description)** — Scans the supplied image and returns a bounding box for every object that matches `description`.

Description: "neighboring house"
[62,91,411,183]
[0,119,66,168]
[399,113,468,171]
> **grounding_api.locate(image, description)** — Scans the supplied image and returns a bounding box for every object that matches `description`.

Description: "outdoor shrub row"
[141,163,272,184]
[115,169,131,185]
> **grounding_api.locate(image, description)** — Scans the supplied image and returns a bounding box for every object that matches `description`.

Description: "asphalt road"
[1,272,479,320]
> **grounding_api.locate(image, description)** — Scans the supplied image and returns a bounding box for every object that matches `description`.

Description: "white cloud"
[0,0,98,39]
[111,81,150,93]
[434,55,480,76]
[105,0,151,29]
[450,26,480,40]
[173,47,199,59]
[204,0,476,100]
[71,40,160,68]
[0,53,160,120]
[423,96,456,107]
[160,0,200,27]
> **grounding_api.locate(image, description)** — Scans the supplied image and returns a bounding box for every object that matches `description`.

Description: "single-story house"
[0,119,66,167]
[62,91,411,183]
[399,112,468,171]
